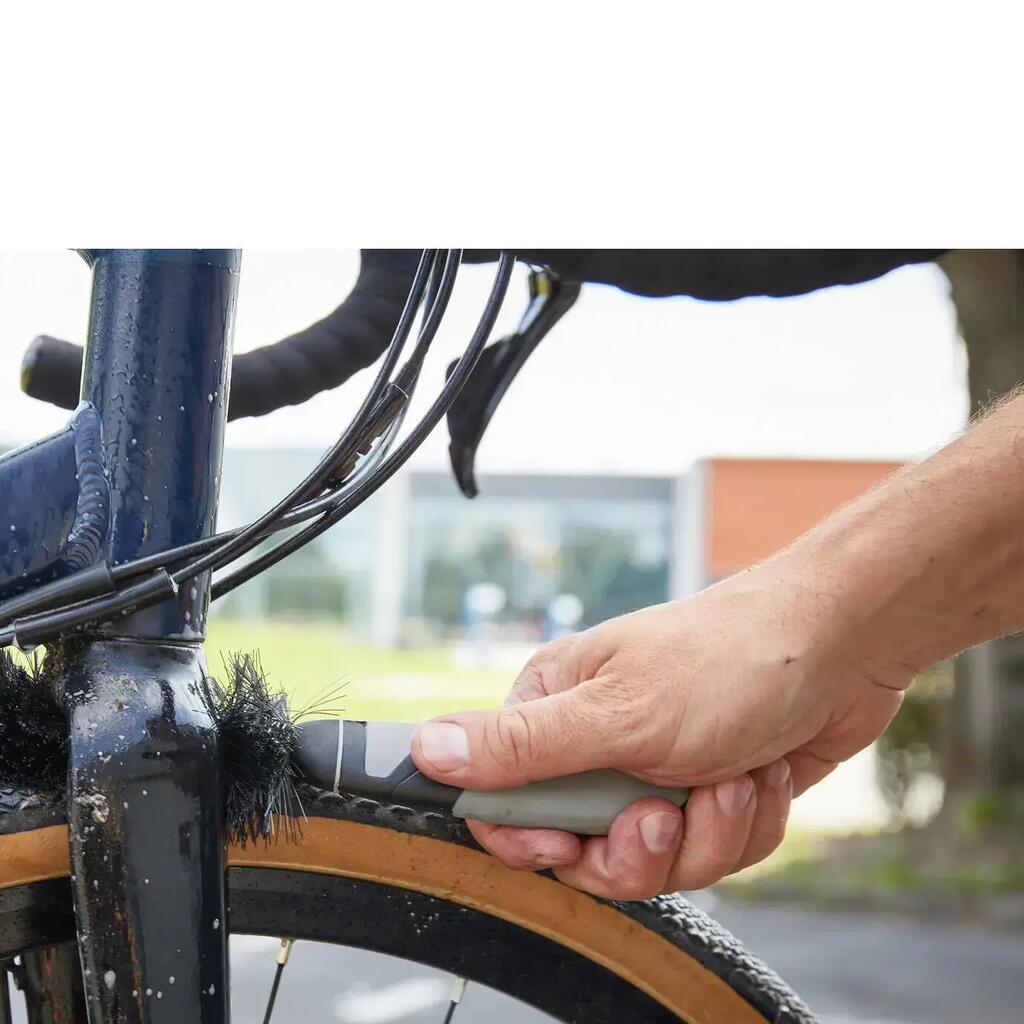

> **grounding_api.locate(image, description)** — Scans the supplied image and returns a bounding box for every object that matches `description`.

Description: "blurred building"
[216,450,899,646]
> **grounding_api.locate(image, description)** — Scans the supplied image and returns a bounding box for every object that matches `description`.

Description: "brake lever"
[445,269,581,498]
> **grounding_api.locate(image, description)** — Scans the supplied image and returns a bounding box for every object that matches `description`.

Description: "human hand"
[411,565,906,899]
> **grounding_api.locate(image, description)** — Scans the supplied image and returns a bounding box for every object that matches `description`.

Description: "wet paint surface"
[63,250,239,1024]
[65,639,227,1024]
[80,249,238,640]
[0,425,80,596]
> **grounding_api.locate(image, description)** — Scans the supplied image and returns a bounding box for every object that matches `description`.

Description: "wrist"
[710,551,869,691]
[763,476,991,691]
[756,515,923,692]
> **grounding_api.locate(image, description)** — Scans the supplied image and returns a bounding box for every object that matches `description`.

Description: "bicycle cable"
[0,247,450,647]
[209,251,513,600]
[139,245,459,582]
[0,251,514,649]
[0,249,457,631]
[0,411,405,631]
[169,248,441,581]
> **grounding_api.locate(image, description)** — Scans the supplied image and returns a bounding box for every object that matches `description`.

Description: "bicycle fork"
[59,250,238,1024]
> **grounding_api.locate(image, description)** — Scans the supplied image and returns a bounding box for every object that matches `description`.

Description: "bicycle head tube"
[62,249,238,1024]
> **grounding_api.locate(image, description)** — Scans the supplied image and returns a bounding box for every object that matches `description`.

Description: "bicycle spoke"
[260,938,295,1024]
[441,976,468,1023]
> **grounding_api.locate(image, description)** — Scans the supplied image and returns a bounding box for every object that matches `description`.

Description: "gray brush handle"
[293,719,689,836]
[453,769,689,835]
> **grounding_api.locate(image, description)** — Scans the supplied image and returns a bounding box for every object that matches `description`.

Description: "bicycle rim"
[0,801,814,1023]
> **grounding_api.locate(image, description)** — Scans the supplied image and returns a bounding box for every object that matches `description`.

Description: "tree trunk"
[939,250,1024,826]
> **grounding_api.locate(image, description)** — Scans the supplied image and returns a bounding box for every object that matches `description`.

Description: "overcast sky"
[0,251,967,476]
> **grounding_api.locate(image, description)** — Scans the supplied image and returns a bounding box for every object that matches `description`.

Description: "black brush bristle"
[0,647,312,842]
[199,652,303,845]
[291,680,349,722]
[0,651,67,793]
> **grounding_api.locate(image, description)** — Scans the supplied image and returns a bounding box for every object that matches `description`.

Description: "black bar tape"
[21,335,83,410]
[19,250,421,420]
[464,249,944,300]
[227,249,420,418]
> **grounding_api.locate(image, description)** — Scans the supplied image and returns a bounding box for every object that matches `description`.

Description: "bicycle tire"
[0,786,816,1024]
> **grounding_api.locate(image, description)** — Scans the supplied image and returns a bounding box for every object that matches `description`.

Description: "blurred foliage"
[958,789,1024,838]
[730,659,1024,907]
[875,662,952,826]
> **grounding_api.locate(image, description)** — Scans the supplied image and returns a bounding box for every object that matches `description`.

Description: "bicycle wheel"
[0,786,815,1024]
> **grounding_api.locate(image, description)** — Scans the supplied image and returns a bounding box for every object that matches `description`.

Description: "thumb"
[412,686,614,790]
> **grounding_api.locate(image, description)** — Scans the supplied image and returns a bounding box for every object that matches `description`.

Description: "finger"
[506,637,582,704]
[666,774,757,891]
[552,798,684,900]
[466,819,581,871]
[553,801,684,900]
[733,759,792,873]
[788,750,837,796]
[411,685,614,789]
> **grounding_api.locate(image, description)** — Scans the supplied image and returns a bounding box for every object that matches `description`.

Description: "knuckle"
[514,636,577,696]
[589,674,635,721]
[484,707,540,773]
[513,659,546,695]
[588,672,671,763]
[591,670,632,702]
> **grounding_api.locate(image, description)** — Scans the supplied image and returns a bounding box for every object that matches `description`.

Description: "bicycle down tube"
[61,249,237,1024]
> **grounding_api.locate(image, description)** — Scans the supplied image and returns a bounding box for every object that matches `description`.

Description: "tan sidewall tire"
[0,817,766,1024]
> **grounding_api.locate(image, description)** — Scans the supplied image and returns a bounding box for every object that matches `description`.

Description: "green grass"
[723,827,1024,901]
[206,618,511,723]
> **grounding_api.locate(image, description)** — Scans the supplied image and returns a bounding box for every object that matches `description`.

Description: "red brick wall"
[707,458,900,579]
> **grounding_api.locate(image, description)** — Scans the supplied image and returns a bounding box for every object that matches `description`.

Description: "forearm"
[773,389,1024,686]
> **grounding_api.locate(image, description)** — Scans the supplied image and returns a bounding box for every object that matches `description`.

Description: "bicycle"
[0,248,934,1024]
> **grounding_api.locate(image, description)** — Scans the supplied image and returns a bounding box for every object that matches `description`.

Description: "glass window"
[406,474,671,641]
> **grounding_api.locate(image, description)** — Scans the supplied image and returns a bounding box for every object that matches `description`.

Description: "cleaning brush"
[198,652,303,844]
[0,648,306,844]
[0,651,67,794]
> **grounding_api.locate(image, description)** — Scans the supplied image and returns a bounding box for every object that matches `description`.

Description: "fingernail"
[417,722,469,773]
[639,811,681,853]
[766,759,791,789]
[715,775,755,815]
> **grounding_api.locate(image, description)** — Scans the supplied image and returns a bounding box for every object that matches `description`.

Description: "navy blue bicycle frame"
[0,249,239,1024]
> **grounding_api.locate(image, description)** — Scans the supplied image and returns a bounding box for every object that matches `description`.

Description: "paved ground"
[712,896,1024,1024]
[223,894,1024,1024]
[5,897,1018,1022]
